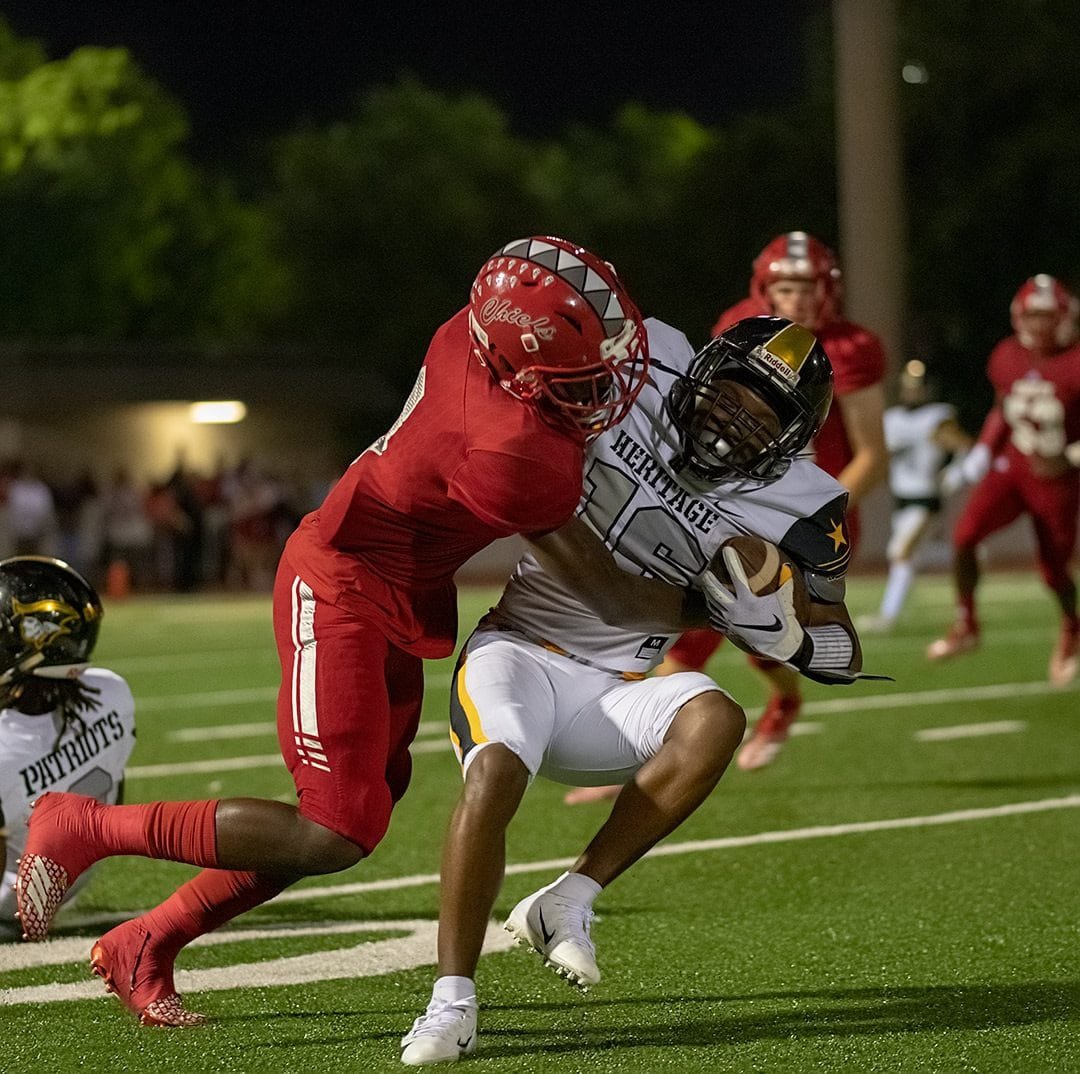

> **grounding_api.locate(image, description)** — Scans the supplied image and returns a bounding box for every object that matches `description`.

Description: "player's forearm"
[837,448,888,504]
[976,407,1008,453]
[526,520,707,631]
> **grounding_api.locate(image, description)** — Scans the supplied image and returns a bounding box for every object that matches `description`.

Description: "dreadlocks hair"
[1,675,102,748]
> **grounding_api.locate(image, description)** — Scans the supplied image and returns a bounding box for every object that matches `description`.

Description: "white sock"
[880,561,915,621]
[549,870,603,908]
[431,975,476,1006]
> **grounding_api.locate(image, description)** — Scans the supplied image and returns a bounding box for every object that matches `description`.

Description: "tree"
[899,0,1080,423]
[268,77,541,386]
[0,20,286,339]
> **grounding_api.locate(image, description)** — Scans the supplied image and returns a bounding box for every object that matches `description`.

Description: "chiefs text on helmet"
[751,232,843,325]
[667,315,834,483]
[0,556,102,685]
[468,237,649,435]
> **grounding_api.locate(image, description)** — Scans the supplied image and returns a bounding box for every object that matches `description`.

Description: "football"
[708,534,811,624]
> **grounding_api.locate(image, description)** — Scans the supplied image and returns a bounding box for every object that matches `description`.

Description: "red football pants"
[273,566,424,855]
[954,460,1078,591]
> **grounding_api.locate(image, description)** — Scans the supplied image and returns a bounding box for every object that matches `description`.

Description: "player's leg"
[563,629,725,805]
[1026,476,1080,685]
[403,633,555,1065]
[15,570,386,943]
[569,685,745,884]
[928,469,1024,659]
[737,657,801,771]
[89,867,296,1027]
[863,505,933,632]
[507,673,744,988]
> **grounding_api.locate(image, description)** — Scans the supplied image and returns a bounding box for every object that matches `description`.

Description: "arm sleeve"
[448,448,581,536]
[833,330,887,395]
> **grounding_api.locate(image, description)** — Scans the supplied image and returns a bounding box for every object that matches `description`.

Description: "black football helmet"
[667,315,834,483]
[0,556,102,685]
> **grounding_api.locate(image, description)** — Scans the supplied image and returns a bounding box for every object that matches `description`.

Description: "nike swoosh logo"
[457,1035,474,1049]
[729,615,784,633]
[538,906,556,945]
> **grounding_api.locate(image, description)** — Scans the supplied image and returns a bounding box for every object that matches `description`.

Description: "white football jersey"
[884,402,956,499]
[0,668,136,933]
[491,318,850,673]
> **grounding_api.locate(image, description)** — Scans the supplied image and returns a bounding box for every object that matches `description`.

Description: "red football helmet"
[1009,274,1079,349]
[750,232,843,325]
[469,236,649,436]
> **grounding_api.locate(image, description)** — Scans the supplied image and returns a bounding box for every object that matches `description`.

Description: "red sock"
[141,869,292,958]
[92,799,221,867]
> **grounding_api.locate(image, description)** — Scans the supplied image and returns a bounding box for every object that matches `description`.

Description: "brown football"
[708,534,811,624]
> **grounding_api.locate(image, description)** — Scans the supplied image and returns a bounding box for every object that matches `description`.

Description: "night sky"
[1,2,812,157]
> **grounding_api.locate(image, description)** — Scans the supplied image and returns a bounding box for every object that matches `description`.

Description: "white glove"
[700,545,805,663]
[940,442,991,495]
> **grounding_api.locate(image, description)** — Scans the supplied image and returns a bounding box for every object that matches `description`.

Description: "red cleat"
[738,694,802,771]
[16,792,103,941]
[1049,620,1079,687]
[926,622,981,661]
[90,919,208,1027]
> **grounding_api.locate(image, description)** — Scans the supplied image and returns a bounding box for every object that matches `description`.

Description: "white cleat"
[504,888,599,989]
[400,999,477,1065]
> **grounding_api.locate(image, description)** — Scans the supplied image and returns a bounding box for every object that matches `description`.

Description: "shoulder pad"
[778,493,851,579]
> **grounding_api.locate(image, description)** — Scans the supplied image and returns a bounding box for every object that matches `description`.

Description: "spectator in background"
[165,464,205,593]
[856,360,973,634]
[928,274,1080,686]
[51,468,100,572]
[222,458,289,591]
[100,467,154,593]
[4,459,59,557]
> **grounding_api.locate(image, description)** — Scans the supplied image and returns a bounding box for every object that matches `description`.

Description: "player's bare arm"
[526,517,708,632]
[836,382,889,503]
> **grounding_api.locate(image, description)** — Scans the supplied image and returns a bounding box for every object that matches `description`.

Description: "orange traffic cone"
[106,559,131,600]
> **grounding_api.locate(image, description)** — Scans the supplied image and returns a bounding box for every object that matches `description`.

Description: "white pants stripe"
[289,575,328,770]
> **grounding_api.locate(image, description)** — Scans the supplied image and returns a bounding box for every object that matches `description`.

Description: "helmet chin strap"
[0,652,44,686]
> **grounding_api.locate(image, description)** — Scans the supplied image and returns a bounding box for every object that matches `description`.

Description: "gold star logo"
[827,519,848,553]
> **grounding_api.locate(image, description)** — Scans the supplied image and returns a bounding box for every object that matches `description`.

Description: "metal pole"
[833,0,906,371]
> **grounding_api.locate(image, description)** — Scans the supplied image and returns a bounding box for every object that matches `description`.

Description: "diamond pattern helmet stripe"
[495,237,623,339]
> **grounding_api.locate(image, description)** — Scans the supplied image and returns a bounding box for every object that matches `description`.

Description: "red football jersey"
[712,301,886,479]
[987,337,1080,475]
[283,308,585,658]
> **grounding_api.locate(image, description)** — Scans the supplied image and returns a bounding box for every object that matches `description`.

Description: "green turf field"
[2,573,1078,1073]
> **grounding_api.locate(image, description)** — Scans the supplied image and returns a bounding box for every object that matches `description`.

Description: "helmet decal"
[497,238,627,337]
[752,322,819,384]
[469,236,649,435]
[14,598,84,651]
[0,556,102,684]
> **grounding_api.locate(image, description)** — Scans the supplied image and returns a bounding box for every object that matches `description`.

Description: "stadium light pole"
[832,0,907,375]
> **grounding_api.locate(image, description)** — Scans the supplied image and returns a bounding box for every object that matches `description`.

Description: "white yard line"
[270,792,1080,900]
[151,668,1072,726]
[128,737,451,779]
[3,794,1077,1003]
[167,718,450,743]
[800,677,1075,716]
[915,720,1027,741]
